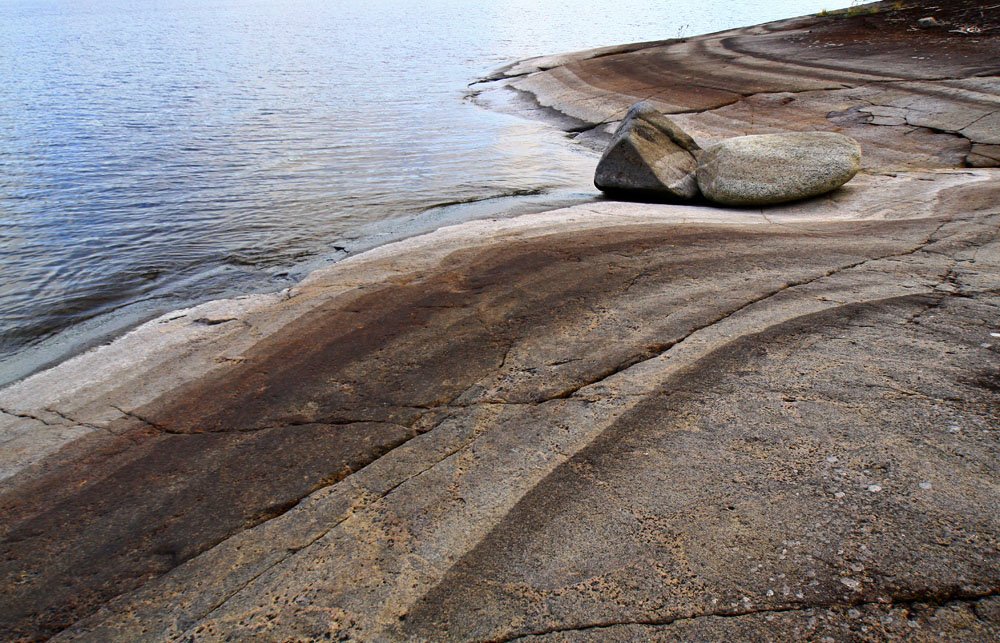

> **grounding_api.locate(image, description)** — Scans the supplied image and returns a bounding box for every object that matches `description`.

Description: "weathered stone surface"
[594,102,701,200]
[696,132,861,206]
[1,170,998,641]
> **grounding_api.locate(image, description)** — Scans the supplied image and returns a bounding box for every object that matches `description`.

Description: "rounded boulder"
[696,132,862,206]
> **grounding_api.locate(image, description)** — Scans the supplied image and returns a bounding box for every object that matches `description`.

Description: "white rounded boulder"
[696,132,862,206]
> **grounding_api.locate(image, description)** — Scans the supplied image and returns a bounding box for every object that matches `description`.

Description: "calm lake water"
[0,0,846,385]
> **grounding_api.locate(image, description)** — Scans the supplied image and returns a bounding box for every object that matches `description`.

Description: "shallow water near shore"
[0,0,847,386]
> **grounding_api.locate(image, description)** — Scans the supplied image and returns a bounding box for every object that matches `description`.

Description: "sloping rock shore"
[483,0,1000,169]
[2,2,999,641]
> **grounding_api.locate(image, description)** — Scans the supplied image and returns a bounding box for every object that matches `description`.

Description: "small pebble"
[826,455,838,463]
[990,332,1000,338]
[834,491,846,499]
[841,577,861,591]
[867,484,882,492]
[919,481,932,490]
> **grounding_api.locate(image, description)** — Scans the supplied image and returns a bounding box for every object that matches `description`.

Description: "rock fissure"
[174,411,493,632]
[542,234,951,403]
[498,588,1000,642]
[108,405,173,433]
[101,411,463,641]
[0,406,113,437]
[959,108,1000,133]
[42,408,107,433]
[1,407,58,428]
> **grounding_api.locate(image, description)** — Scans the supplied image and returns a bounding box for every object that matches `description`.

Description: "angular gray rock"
[594,102,701,200]
[696,132,862,206]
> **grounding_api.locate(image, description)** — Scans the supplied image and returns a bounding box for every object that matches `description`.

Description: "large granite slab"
[2,1,999,639]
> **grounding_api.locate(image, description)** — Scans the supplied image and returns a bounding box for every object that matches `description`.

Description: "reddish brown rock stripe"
[0,422,415,640]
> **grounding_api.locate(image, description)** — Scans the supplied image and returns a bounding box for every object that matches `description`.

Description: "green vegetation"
[818,1,885,19]
[846,3,875,18]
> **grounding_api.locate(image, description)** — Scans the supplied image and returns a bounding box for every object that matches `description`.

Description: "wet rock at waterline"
[594,102,701,200]
[696,132,862,206]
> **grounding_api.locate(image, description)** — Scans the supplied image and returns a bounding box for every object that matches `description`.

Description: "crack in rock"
[0,407,60,427]
[500,588,1000,641]
[172,411,485,634]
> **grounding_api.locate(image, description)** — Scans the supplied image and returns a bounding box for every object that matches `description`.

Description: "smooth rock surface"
[594,102,701,200]
[696,132,862,206]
